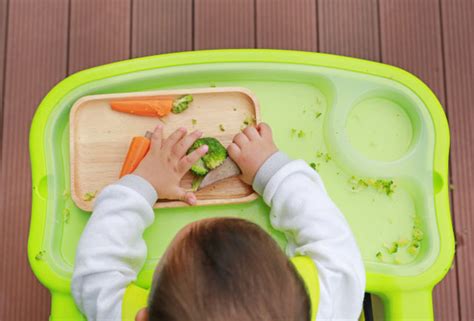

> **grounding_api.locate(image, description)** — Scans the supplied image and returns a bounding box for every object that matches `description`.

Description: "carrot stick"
[119,132,152,178]
[111,100,173,117]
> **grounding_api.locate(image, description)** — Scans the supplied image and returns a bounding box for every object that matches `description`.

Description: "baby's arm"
[72,126,208,321]
[71,176,156,320]
[229,123,365,321]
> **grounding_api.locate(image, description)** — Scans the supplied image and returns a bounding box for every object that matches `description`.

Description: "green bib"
[122,256,320,321]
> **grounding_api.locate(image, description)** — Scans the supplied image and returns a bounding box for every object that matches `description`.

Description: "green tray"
[28,50,454,321]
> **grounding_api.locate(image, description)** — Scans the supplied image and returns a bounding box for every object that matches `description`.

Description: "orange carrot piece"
[110,99,173,117]
[119,135,151,178]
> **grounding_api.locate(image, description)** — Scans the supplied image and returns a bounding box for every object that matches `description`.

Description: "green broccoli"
[187,137,227,175]
[172,95,193,114]
[191,175,205,191]
[190,158,208,176]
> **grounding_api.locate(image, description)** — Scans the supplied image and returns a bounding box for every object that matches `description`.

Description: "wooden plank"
[132,0,192,57]
[379,0,459,320]
[441,1,474,320]
[433,263,461,321]
[256,0,317,50]
[0,0,69,320]
[318,0,380,61]
[68,0,131,73]
[379,0,445,104]
[194,0,254,49]
[0,0,7,161]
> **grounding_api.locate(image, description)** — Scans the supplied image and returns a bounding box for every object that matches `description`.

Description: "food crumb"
[243,116,256,126]
[191,119,197,126]
[219,124,225,132]
[412,227,424,241]
[348,176,396,196]
[35,250,46,261]
[315,112,322,119]
[407,244,419,255]
[63,208,71,223]
[376,251,383,261]
[83,191,97,202]
[385,242,399,254]
[397,238,409,247]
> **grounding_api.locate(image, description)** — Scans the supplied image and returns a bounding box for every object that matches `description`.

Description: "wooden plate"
[70,87,260,211]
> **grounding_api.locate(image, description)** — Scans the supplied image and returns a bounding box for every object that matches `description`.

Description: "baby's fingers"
[149,124,163,150]
[257,122,272,139]
[175,188,197,205]
[163,127,187,151]
[172,130,202,158]
[178,145,208,174]
[227,143,241,161]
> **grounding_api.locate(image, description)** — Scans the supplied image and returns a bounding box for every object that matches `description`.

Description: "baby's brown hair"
[148,218,310,321]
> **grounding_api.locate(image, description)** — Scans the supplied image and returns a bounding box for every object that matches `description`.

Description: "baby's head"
[137,218,310,321]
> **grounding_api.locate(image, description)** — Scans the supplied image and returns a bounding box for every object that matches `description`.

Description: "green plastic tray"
[28,50,454,321]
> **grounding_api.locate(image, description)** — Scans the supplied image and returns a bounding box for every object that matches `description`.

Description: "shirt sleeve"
[253,152,366,321]
[71,175,157,321]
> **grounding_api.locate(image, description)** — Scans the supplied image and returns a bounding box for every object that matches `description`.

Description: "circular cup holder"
[345,92,420,162]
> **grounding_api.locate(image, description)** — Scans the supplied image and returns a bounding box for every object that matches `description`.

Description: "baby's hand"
[227,123,278,185]
[133,125,208,205]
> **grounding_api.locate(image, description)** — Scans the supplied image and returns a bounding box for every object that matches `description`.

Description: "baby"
[72,123,365,321]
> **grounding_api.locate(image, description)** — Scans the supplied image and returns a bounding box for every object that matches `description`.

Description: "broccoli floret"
[187,137,227,175]
[191,175,205,191]
[191,158,209,176]
[172,95,193,114]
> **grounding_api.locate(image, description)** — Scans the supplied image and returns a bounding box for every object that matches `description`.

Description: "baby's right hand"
[227,123,278,185]
[133,125,208,205]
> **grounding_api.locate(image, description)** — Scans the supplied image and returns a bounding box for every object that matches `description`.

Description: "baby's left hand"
[133,125,208,205]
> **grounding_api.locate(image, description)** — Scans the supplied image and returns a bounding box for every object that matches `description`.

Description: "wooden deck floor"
[0,0,472,320]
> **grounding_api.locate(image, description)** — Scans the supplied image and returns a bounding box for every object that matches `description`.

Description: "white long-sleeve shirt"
[72,152,365,321]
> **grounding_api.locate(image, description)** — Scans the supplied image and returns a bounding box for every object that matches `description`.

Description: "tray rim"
[69,86,261,211]
[29,49,453,302]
